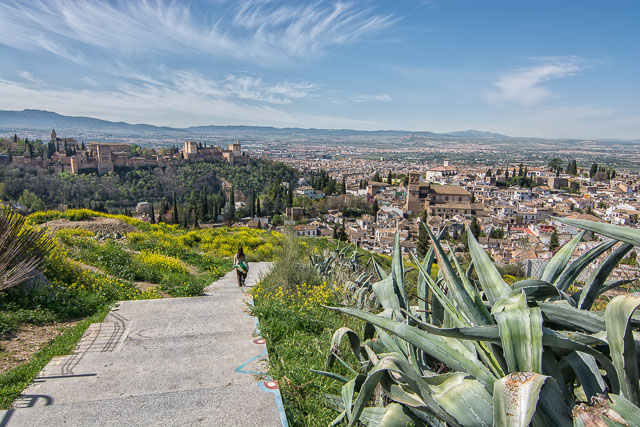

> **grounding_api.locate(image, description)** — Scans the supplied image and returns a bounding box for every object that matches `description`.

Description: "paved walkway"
[0,262,287,427]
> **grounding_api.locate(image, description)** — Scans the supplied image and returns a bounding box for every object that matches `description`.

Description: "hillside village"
[259,158,640,279]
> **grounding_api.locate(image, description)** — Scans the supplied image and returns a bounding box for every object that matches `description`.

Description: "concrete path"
[0,262,287,427]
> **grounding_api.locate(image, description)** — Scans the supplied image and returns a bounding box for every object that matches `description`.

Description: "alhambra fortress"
[10,130,250,174]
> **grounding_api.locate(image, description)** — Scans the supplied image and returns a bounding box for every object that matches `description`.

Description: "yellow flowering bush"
[252,280,340,314]
[136,251,187,275]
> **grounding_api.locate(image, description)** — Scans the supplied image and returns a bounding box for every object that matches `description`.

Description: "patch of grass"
[0,305,110,409]
[253,296,363,426]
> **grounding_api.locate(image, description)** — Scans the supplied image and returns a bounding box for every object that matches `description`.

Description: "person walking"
[233,246,248,287]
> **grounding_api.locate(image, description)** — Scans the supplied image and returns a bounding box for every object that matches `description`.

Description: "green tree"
[371,199,379,216]
[373,171,381,182]
[489,227,504,239]
[548,157,563,174]
[470,216,481,238]
[149,203,156,224]
[256,197,261,217]
[342,176,346,194]
[417,211,429,257]
[18,190,45,212]
[171,191,179,224]
[287,183,293,207]
[589,163,598,178]
[550,229,559,251]
[387,170,392,184]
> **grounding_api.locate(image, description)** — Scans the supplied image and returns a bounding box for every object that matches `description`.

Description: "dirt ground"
[42,217,138,235]
[0,321,80,375]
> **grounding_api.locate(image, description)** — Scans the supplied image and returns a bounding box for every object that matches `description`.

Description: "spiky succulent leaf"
[579,243,634,310]
[330,306,497,388]
[493,291,544,373]
[556,217,640,247]
[564,352,607,402]
[327,327,364,370]
[426,227,488,326]
[540,231,586,284]
[605,294,640,405]
[493,372,548,427]
[467,227,511,305]
[554,239,617,292]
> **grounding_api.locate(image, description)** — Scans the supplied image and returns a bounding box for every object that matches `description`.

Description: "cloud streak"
[489,57,581,106]
[0,74,369,129]
[0,0,395,65]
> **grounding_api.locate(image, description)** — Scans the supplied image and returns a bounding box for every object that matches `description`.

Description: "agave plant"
[317,218,640,426]
[0,207,55,291]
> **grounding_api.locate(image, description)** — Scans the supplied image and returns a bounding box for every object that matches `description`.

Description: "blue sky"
[0,0,638,139]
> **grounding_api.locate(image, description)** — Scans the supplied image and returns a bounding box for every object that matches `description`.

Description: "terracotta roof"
[430,185,471,196]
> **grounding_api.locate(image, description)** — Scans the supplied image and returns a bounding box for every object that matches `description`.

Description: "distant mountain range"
[0,109,636,144]
[0,109,511,139]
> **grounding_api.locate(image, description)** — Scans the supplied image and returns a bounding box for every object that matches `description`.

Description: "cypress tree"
[371,199,379,216]
[149,204,156,224]
[172,191,179,224]
[417,210,429,257]
[387,170,392,184]
[287,183,293,207]
[342,176,346,194]
[470,216,481,238]
[250,189,255,217]
[183,209,189,229]
[550,230,559,251]
[256,198,261,217]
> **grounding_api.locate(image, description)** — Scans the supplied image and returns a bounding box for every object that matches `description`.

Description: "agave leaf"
[540,231,586,284]
[409,251,468,327]
[390,232,409,312]
[330,306,497,388]
[342,376,360,422]
[554,239,617,292]
[530,377,573,427]
[579,243,634,310]
[493,372,548,427]
[511,279,577,306]
[310,369,351,384]
[541,351,573,405]
[348,354,459,427]
[494,292,544,373]
[447,241,493,324]
[359,403,426,427]
[417,227,438,320]
[556,217,640,247]
[467,227,511,305]
[372,257,389,280]
[599,279,636,296]
[573,394,640,427]
[327,327,364,370]
[564,352,607,402]
[426,227,488,326]
[372,276,404,320]
[538,301,606,333]
[605,294,640,405]
[424,373,493,427]
[541,328,620,395]
[608,394,640,426]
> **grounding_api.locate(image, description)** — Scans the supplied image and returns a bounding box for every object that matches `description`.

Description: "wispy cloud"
[488,57,581,106]
[353,94,392,103]
[18,71,44,85]
[0,74,365,129]
[0,0,395,65]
